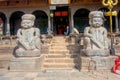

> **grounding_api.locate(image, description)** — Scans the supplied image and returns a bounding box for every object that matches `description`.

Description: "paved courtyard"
[0,40,120,80]
[0,69,120,80]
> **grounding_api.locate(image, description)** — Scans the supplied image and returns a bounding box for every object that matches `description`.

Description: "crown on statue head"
[89,11,104,19]
[22,14,35,21]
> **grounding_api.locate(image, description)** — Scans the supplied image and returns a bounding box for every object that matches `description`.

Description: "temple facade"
[0,0,120,35]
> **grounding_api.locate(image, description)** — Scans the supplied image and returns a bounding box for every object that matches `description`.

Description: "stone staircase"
[43,36,79,70]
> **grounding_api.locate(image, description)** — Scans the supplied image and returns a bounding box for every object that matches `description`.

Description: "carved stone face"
[91,17,103,28]
[21,20,34,29]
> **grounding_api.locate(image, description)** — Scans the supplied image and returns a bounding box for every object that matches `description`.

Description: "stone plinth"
[81,49,110,56]
[114,45,120,56]
[78,56,117,71]
[9,55,44,71]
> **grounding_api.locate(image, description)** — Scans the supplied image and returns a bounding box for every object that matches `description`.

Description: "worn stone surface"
[114,45,120,56]
[0,69,120,80]
[83,11,109,55]
[81,49,110,56]
[79,56,117,71]
[41,45,49,54]
[14,14,41,57]
[15,49,40,57]
[9,55,44,71]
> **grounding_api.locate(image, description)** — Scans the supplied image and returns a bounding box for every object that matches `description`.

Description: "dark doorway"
[53,6,69,35]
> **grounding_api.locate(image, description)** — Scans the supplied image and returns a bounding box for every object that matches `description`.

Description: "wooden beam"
[48,0,51,4]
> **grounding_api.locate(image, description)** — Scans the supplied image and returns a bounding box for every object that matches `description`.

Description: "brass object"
[102,0,118,34]
[102,0,118,53]
[105,11,117,16]
[102,0,118,10]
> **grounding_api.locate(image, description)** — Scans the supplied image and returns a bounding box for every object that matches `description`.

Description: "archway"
[74,8,90,33]
[32,10,48,34]
[0,12,6,35]
[10,11,25,35]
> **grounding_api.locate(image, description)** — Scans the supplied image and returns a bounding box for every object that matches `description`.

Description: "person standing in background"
[66,25,70,36]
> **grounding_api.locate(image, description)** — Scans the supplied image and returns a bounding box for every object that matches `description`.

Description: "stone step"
[53,36,65,38]
[43,63,77,69]
[45,58,78,63]
[52,40,67,42]
[51,39,67,42]
[43,64,79,70]
[46,53,78,58]
[49,50,70,53]
[50,46,68,48]
[0,49,13,54]
[49,47,68,50]
[49,50,79,54]
[0,54,12,69]
[50,44,68,46]
[51,43,69,46]
[49,49,69,51]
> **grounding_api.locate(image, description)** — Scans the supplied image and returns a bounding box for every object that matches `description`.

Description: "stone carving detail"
[14,14,41,57]
[83,11,110,56]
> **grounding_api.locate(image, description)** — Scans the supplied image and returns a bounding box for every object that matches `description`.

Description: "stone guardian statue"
[14,14,41,57]
[83,11,110,56]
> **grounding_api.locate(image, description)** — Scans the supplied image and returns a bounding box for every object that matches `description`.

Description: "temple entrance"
[53,6,69,35]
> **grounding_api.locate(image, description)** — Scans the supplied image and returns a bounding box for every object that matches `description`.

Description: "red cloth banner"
[61,11,68,16]
[55,12,61,17]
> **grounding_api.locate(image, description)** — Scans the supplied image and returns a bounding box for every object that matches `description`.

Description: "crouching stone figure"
[83,11,110,56]
[14,14,41,57]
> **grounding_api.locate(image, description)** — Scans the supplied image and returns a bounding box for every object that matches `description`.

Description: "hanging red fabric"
[61,11,68,16]
[55,12,61,17]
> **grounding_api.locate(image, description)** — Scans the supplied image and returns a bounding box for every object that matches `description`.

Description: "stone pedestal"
[9,55,44,71]
[114,45,120,56]
[78,56,117,71]
[81,49,110,56]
